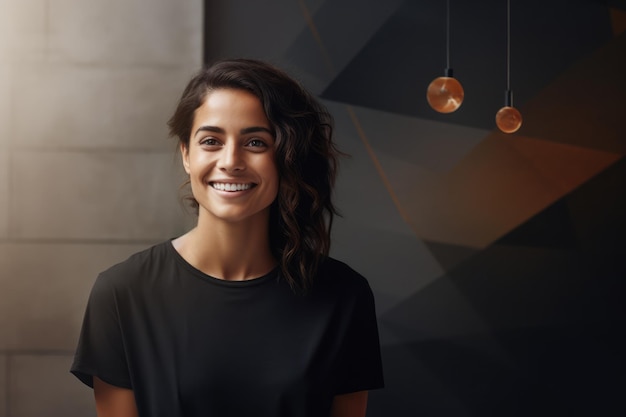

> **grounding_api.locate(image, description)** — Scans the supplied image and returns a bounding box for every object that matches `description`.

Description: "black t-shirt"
[71,240,384,417]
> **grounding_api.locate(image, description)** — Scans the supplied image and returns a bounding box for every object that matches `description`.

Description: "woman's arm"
[93,377,139,417]
[330,390,368,417]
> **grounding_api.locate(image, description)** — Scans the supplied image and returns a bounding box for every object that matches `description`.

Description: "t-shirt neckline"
[166,239,279,288]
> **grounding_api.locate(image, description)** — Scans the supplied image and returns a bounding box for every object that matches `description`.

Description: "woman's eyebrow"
[194,125,224,136]
[240,126,274,135]
[194,126,274,136]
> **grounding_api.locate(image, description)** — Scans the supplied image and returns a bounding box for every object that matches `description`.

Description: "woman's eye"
[247,139,267,148]
[200,138,219,146]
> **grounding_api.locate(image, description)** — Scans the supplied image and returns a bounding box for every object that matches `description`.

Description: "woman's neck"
[173,213,277,281]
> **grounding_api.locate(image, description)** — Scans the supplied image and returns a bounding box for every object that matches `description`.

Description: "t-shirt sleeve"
[333,277,385,395]
[70,272,132,389]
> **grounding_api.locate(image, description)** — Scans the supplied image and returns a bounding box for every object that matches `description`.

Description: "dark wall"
[204,1,626,415]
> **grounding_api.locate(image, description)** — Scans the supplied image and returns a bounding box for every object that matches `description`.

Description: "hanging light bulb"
[427,68,464,113]
[496,0,522,133]
[496,91,522,133]
[427,0,464,113]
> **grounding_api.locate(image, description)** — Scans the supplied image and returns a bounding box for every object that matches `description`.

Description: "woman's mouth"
[210,182,255,192]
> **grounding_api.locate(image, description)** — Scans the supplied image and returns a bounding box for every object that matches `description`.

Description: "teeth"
[211,183,252,192]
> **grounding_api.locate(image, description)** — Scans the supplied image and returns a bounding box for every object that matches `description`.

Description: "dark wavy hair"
[167,58,341,292]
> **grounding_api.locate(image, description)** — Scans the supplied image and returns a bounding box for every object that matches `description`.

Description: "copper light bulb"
[496,91,522,133]
[496,106,522,133]
[427,74,464,114]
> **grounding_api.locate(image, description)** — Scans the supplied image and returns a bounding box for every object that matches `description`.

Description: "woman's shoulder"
[315,256,372,294]
[96,240,173,288]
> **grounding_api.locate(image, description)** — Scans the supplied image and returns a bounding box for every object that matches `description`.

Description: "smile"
[211,182,254,192]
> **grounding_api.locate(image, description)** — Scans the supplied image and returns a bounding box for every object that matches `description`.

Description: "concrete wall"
[0,1,202,415]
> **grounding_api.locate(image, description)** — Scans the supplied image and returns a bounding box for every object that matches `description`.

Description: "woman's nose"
[217,142,245,172]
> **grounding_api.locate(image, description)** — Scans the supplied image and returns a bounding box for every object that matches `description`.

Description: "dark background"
[204,1,626,415]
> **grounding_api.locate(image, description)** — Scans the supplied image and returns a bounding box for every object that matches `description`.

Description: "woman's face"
[182,88,279,226]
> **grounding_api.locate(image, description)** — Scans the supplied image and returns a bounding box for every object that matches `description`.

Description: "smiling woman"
[70,58,384,417]
[182,88,280,228]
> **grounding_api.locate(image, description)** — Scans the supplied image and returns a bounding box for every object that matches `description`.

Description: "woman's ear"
[181,143,190,174]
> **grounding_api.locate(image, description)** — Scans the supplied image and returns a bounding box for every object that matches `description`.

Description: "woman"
[71,58,384,417]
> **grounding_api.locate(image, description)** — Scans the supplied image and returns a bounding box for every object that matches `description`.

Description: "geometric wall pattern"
[205,0,625,415]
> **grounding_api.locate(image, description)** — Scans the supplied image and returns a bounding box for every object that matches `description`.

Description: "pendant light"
[427,0,464,113]
[496,0,522,133]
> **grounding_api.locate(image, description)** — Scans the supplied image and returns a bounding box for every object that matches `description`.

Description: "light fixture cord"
[446,0,450,69]
[506,0,511,94]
